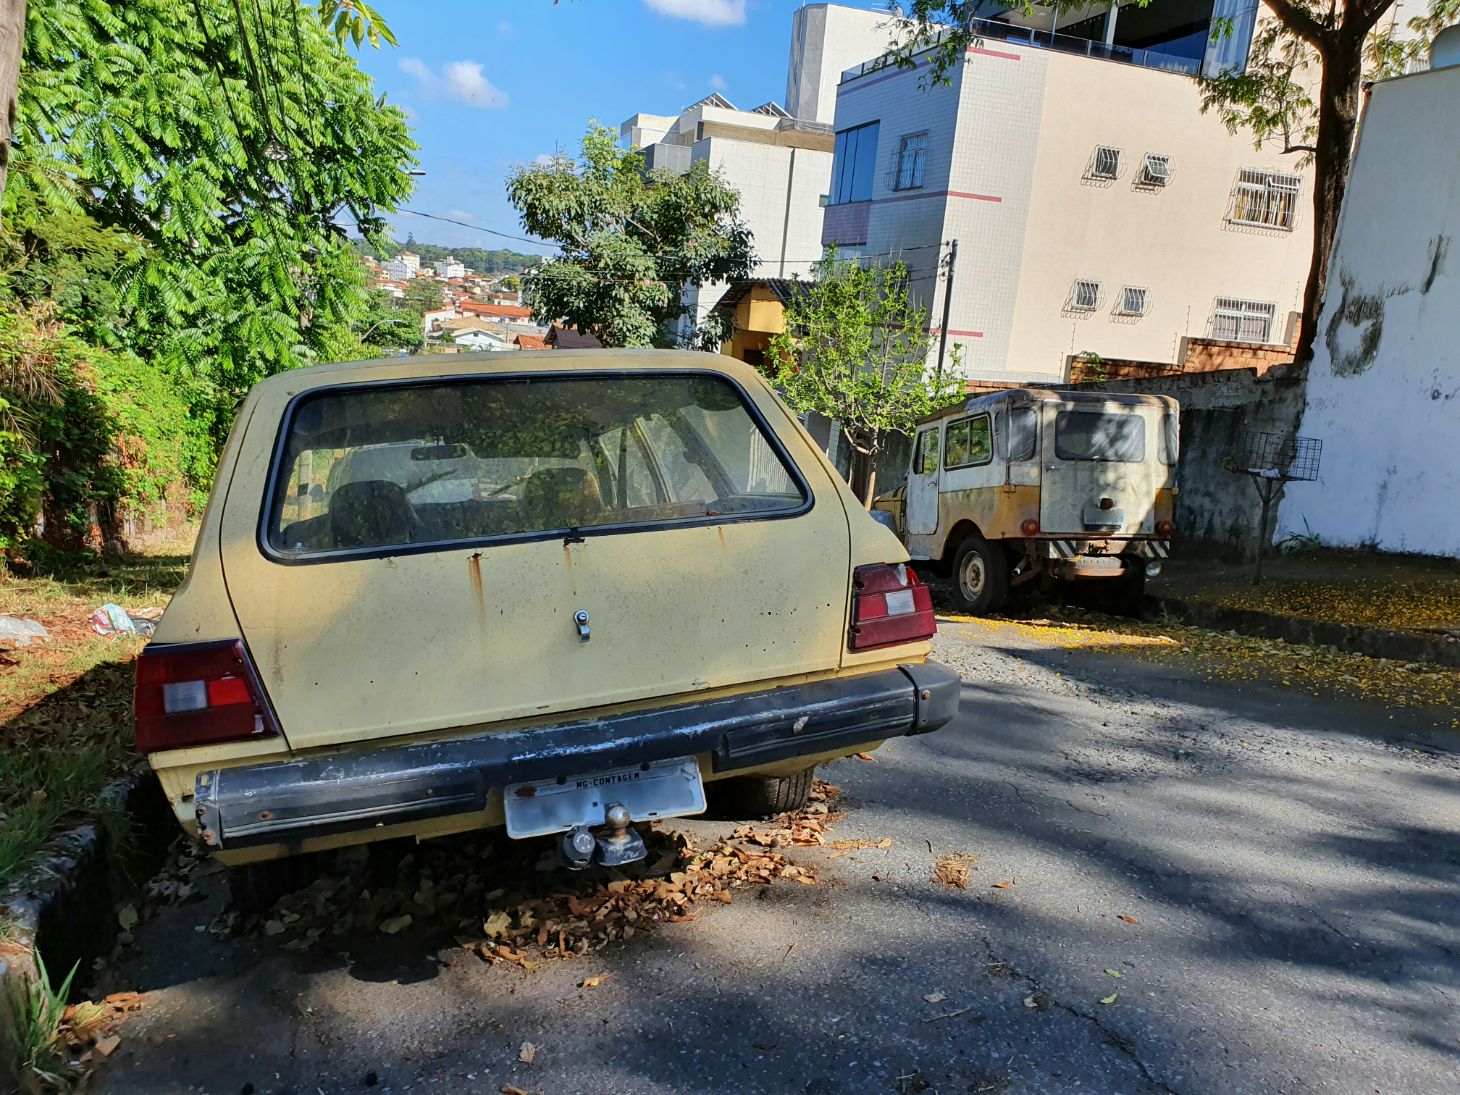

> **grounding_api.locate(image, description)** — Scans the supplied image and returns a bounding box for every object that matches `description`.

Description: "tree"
[0,0,395,213]
[7,0,416,401]
[768,249,960,505]
[896,0,1457,364]
[506,124,754,349]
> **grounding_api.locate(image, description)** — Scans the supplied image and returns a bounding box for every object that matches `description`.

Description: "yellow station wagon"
[135,350,959,906]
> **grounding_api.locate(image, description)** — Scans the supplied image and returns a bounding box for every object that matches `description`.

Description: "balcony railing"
[841,17,1202,83]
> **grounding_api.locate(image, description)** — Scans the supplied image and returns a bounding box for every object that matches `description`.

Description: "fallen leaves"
[1117,914,1139,925]
[992,881,1014,890]
[58,990,146,1063]
[579,974,610,989]
[379,914,412,935]
[1103,968,1122,979]
[1100,992,1118,1005]
[931,853,978,890]
[518,1041,537,1064]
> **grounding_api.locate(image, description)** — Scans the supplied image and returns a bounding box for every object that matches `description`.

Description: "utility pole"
[935,238,958,382]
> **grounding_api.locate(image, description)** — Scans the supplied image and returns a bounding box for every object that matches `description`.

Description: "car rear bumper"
[193,661,962,850]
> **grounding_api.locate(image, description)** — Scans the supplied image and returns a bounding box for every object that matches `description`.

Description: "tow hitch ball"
[558,802,647,871]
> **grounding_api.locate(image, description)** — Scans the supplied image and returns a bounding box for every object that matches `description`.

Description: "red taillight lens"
[1156,520,1176,537]
[850,563,936,651]
[134,640,278,754]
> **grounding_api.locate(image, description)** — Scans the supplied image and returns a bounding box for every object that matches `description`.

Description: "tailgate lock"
[573,609,591,642]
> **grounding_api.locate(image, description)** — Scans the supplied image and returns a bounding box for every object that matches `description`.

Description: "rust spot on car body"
[468,553,485,621]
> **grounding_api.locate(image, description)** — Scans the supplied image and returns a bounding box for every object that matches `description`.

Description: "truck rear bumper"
[194,662,961,850]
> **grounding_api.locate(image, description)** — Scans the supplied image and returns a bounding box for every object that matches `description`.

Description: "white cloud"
[398,57,508,110]
[642,0,746,28]
[707,73,728,92]
[443,209,477,223]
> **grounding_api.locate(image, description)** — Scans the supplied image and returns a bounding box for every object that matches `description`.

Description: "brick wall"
[1067,332,1297,384]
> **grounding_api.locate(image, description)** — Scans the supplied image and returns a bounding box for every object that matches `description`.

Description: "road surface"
[93,618,1460,1094]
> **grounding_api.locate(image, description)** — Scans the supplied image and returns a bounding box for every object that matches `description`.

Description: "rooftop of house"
[460,301,533,319]
[514,333,549,351]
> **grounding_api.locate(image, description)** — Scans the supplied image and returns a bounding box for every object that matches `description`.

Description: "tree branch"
[1260,0,1329,48]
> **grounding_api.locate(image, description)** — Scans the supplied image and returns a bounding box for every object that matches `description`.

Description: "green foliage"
[4,951,82,1091]
[318,0,396,48]
[0,304,204,550]
[8,0,417,400]
[1201,0,1460,157]
[506,124,754,349]
[769,248,960,497]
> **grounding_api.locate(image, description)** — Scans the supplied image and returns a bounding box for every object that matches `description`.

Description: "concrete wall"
[1070,366,1308,556]
[1279,62,1460,557]
[786,4,901,124]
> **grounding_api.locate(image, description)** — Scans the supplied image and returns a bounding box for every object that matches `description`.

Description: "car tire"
[711,765,816,818]
[950,534,1009,615]
[227,855,318,914]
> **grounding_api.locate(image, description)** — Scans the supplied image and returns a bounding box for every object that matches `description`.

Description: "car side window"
[944,415,991,469]
[913,428,940,475]
[637,413,716,503]
[998,407,1038,462]
[596,426,661,508]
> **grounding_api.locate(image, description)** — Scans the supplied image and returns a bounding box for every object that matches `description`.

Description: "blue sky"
[352,0,886,255]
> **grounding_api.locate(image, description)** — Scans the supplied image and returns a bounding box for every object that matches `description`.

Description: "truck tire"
[951,534,1009,615]
[711,765,816,818]
[227,854,318,914]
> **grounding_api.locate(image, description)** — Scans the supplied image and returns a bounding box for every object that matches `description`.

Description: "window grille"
[894,132,928,191]
[1231,169,1300,229]
[1071,279,1101,311]
[1092,145,1121,179]
[1140,154,1171,186]
[1118,286,1149,316]
[1212,297,1277,343]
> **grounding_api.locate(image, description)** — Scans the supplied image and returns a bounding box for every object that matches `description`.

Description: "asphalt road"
[93,620,1460,1095]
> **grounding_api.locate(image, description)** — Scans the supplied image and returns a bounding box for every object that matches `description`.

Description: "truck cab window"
[914,429,940,475]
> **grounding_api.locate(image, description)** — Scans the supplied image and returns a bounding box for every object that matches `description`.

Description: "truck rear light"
[850,563,936,651]
[1021,518,1040,536]
[135,640,278,754]
[1156,520,1175,537]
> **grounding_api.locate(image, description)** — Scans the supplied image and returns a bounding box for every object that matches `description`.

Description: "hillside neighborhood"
[1,1,1458,1093]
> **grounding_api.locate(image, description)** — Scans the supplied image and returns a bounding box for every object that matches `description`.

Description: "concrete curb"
[0,773,168,1085]
[1149,596,1460,668]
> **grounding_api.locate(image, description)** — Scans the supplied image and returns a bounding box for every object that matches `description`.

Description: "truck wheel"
[951,534,1009,615]
[710,765,815,818]
[227,855,318,914]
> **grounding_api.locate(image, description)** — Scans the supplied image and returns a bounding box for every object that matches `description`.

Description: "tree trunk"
[862,467,878,509]
[1294,34,1364,366]
[0,0,24,213]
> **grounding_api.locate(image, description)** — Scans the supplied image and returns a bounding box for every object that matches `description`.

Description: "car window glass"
[913,429,939,475]
[998,407,1037,462]
[1055,410,1146,462]
[944,420,970,468]
[268,374,806,556]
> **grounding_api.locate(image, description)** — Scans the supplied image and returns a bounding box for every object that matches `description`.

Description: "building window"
[1139,154,1172,187]
[831,121,880,205]
[1212,297,1277,343]
[1231,169,1301,229]
[894,132,928,191]
[1117,286,1149,316]
[1091,145,1121,180]
[1070,279,1101,312]
[944,415,993,469]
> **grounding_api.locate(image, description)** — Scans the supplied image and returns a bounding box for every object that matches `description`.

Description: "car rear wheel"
[227,854,319,914]
[710,765,815,818]
[951,534,1009,616]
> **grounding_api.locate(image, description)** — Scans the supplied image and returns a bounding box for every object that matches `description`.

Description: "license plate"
[502,757,706,839]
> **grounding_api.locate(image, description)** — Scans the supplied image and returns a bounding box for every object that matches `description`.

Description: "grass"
[0,528,194,888]
[3,950,81,1091]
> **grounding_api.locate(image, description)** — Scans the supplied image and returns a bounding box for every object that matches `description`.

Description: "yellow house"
[717,279,801,370]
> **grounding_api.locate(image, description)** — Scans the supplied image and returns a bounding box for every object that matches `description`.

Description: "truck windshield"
[1054,410,1146,462]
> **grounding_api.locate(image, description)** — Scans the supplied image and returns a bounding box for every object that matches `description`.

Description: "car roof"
[245,349,766,401]
[919,386,1177,424]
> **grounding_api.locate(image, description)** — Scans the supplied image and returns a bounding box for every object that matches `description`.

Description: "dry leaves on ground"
[932,853,978,890]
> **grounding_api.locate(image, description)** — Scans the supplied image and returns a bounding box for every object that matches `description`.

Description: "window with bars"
[1212,298,1277,343]
[1117,286,1149,316]
[1230,169,1301,229]
[1140,154,1171,186]
[894,132,928,191]
[1091,145,1121,180]
[1070,279,1101,311]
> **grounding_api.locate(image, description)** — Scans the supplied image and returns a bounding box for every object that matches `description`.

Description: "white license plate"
[502,757,706,839]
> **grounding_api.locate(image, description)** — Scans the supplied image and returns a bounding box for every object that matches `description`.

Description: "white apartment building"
[620,5,892,343]
[382,257,414,281]
[398,251,421,277]
[822,0,1316,382]
[434,258,466,279]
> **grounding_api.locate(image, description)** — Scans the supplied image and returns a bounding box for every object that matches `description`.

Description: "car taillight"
[1156,520,1176,538]
[134,640,278,754]
[850,563,936,651]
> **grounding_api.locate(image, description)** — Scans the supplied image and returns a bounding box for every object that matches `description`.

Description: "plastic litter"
[0,615,50,647]
[90,603,157,637]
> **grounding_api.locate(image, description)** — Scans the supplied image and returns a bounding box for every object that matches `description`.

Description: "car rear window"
[266,373,807,557]
[1054,410,1146,463]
